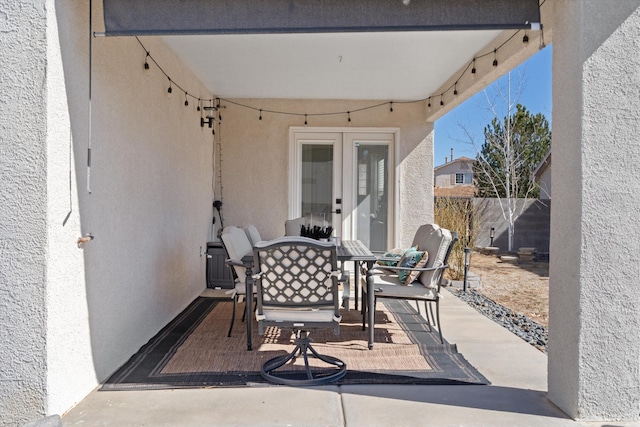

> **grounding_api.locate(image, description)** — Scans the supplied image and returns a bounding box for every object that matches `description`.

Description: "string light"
[133,23,542,127]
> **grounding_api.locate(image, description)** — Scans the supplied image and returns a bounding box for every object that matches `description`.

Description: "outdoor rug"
[101,297,489,390]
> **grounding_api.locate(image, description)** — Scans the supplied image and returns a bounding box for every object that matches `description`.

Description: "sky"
[433,45,552,167]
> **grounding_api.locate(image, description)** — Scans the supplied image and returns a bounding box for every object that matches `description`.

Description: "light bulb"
[143,52,150,76]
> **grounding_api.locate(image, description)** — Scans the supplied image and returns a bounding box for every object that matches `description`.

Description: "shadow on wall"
[473,198,550,253]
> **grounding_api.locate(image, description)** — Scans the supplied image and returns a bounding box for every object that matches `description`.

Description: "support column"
[549,1,640,421]
[0,0,48,424]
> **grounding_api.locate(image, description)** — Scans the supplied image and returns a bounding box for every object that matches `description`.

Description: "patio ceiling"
[102,0,541,101]
[161,30,503,100]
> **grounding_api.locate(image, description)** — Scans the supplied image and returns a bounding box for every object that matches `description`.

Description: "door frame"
[289,126,400,247]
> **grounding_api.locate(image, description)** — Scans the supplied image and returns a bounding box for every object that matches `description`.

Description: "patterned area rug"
[101,297,488,390]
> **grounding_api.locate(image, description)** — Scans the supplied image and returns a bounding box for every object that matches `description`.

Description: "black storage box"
[206,241,234,289]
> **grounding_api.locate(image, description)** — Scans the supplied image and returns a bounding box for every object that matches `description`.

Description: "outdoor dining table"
[241,239,377,351]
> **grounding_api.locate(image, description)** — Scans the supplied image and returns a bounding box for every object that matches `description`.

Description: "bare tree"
[462,72,551,251]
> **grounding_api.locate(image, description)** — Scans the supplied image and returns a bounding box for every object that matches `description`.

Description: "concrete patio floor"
[61,287,638,427]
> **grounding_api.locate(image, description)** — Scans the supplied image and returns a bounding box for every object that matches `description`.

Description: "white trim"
[344,132,395,249]
[288,130,343,224]
[289,127,399,248]
[393,129,400,248]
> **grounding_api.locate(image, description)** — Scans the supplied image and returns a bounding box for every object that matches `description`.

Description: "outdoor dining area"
[100,221,486,391]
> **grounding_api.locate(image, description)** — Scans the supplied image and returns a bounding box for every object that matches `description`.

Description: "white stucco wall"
[0,1,48,424]
[45,0,97,417]
[73,12,214,405]
[218,99,434,248]
[1,1,215,422]
[549,0,640,421]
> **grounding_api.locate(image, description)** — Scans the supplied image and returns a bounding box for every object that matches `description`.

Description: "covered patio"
[3,0,640,425]
[61,288,566,426]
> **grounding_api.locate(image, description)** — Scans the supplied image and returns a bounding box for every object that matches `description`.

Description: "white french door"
[290,129,395,251]
[289,132,343,235]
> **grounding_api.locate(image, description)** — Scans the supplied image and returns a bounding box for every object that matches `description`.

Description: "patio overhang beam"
[101,0,540,36]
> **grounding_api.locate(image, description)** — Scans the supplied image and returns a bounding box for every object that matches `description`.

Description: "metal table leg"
[353,260,360,311]
[367,266,375,350]
[245,265,253,351]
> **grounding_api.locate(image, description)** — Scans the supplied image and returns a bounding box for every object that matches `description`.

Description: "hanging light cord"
[134,6,545,120]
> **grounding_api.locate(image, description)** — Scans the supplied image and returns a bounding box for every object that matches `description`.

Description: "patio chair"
[221,225,255,337]
[284,217,305,236]
[244,224,263,246]
[363,224,458,344]
[252,237,347,385]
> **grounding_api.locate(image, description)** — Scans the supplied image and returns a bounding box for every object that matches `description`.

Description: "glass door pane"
[355,144,389,252]
[301,144,333,228]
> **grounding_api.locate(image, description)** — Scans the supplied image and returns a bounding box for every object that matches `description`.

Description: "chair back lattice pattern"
[253,237,338,309]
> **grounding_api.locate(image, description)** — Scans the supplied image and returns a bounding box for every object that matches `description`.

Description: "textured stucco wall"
[0,0,48,424]
[44,0,97,417]
[549,0,640,421]
[218,99,433,248]
[1,0,215,422]
[79,20,214,393]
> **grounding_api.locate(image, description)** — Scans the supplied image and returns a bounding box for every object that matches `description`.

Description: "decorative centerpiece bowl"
[300,225,333,240]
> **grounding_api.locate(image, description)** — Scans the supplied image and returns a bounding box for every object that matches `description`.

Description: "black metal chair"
[252,237,347,385]
[363,224,458,344]
[221,226,254,337]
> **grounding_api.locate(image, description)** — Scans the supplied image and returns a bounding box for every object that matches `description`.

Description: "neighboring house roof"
[434,185,477,198]
[433,156,475,172]
[434,156,476,189]
[534,151,551,179]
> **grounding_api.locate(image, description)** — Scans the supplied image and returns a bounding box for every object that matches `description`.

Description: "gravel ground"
[467,253,549,328]
[448,287,549,353]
